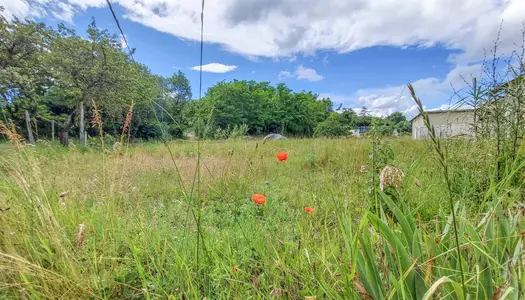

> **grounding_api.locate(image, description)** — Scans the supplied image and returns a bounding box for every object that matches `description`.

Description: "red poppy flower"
[304,207,314,214]
[252,194,266,205]
[276,152,288,162]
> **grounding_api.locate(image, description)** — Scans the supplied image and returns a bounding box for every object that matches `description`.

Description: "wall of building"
[412,110,474,139]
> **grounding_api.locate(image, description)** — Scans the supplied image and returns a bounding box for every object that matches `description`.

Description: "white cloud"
[321,64,483,117]
[278,70,293,80]
[190,62,237,73]
[279,65,323,81]
[51,1,75,22]
[0,0,32,20]
[1,0,105,22]
[246,55,260,62]
[296,65,323,81]
[2,0,523,62]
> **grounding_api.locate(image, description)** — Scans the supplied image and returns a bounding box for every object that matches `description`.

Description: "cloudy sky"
[2,0,524,117]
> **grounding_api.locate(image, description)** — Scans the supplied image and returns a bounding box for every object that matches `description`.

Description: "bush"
[168,124,184,139]
[229,124,249,139]
[314,112,350,137]
[133,122,163,140]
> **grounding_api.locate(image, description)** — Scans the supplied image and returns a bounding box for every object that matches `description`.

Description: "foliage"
[0,15,415,143]
[190,81,334,137]
[0,14,52,137]
[314,112,352,137]
[0,16,190,145]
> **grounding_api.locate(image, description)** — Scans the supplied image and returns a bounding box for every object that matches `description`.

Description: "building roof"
[409,108,475,122]
[489,75,524,95]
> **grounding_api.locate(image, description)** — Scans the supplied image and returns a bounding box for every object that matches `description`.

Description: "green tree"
[41,19,136,146]
[340,108,357,126]
[157,71,192,137]
[190,80,333,137]
[386,111,406,125]
[0,15,51,143]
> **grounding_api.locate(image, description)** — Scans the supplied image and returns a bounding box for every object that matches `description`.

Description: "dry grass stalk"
[76,223,85,249]
[120,103,134,144]
[353,273,373,299]
[414,177,422,188]
[112,141,122,152]
[0,119,23,147]
[19,288,27,300]
[91,100,103,137]
[379,165,405,191]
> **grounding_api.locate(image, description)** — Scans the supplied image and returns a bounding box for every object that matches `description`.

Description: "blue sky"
[2,0,524,117]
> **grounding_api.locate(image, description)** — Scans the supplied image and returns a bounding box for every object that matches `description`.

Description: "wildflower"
[252,193,266,205]
[231,266,239,273]
[379,165,405,191]
[276,152,288,162]
[304,207,314,214]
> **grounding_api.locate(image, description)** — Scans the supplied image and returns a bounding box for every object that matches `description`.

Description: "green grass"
[0,137,523,299]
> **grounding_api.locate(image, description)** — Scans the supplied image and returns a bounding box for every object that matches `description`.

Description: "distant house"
[411,76,524,140]
[355,125,370,133]
[411,109,475,139]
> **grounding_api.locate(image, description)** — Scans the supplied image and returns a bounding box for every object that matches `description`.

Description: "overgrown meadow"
[1,133,523,299]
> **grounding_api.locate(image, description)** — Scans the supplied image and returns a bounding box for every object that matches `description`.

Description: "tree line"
[0,15,411,146]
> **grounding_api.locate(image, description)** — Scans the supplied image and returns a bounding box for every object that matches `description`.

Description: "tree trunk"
[25,110,35,144]
[60,128,69,147]
[79,100,85,146]
[51,120,55,142]
[59,109,76,147]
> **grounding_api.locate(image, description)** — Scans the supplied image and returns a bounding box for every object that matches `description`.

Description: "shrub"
[314,112,350,137]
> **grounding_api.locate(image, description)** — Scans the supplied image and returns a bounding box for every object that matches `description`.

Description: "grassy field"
[0,137,523,299]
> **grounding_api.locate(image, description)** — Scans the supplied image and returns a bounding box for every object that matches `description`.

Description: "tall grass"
[0,125,524,298]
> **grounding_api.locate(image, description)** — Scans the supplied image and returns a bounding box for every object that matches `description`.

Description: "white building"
[411,109,475,139]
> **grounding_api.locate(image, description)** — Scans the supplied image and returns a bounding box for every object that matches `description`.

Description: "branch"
[36,107,77,128]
